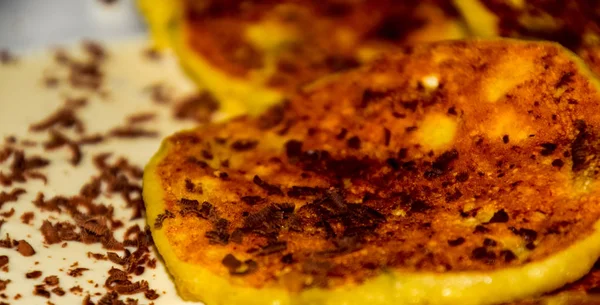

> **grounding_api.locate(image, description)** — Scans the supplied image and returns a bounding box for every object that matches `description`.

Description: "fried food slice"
[137,0,466,115]
[453,0,600,75]
[144,40,600,305]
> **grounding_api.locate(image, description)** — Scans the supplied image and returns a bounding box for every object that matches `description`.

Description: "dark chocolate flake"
[240,196,264,206]
[67,267,89,277]
[253,175,283,196]
[44,275,59,286]
[551,159,564,168]
[456,172,469,182]
[336,128,348,140]
[287,186,323,198]
[346,136,361,149]
[34,284,51,298]
[231,139,259,151]
[488,209,509,223]
[221,254,258,275]
[16,240,35,256]
[383,127,391,146]
[257,241,287,256]
[500,250,517,262]
[471,247,496,264]
[540,143,558,156]
[153,210,175,229]
[26,270,42,279]
[281,253,294,264]
[483,238,497,247]
[448,237,465,246]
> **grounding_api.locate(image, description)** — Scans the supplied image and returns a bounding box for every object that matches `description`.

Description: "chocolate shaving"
[231,139,259,151]
[257,241,287,256]
[82,40,106,62]
[26,172,48,184]
[174,91,219,123]
[80,177,102,199]
[0,208,14,218]
[113,280,149,295]
[488,209,510,223]
[221,254,258,276]
[43,130,82,165]
[153,210,175,229]
[110,127,158,138]
[145,289,160,300]
[34,284,51,298]
[20,212,34,224]
[16,240,35,256]
[30,106,85,134]
[540,143,558,156]
[0,188,26,210]
[78,134,105,145]
[0,279,10,291]
[0,256,7,268]
[105,268,128,288]
[287,186,324,198]
[258,104,286,130]
[424,149,459,179]
[51,287,65,296]
[146,83,171,104]
[44,275,59,286]
[347,136,361,149]
[240,196,264,206]
[253,175,283,196]
[107,252,128,265]
[127,113,156,124]
[25,270,42,279]
[67,267,89,277]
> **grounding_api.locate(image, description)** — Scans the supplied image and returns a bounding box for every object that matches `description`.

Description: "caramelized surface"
[147,40,600,295]
[179,0,465,92]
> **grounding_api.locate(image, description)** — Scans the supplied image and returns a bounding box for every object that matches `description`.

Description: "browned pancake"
[139,0,467,114]
[181,0,463,90]
[144,40,600,304]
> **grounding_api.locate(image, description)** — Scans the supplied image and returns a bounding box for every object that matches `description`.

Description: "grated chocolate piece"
[109,127,158,138]
[20,212,34,225]
[25,270,42,279]
[34,284,50,298]
[43,130,82,165]
[0,208,14,218]
[67,267,89,277]
[0,188,26,210]
[44,276,59,286]
[231,139,259,151]
[127,113,156,125]
[174,91,219,123]
[0,279,9,291]
[16,240,35,256]
[253,175,283,196]
[51,287,65,296]
[153,210,175,229]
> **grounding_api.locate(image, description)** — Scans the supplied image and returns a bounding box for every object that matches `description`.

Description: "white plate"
[0,38,203,305]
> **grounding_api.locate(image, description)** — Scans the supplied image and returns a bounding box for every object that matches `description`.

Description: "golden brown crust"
[181,0,463,92]
[152,40,600,291]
